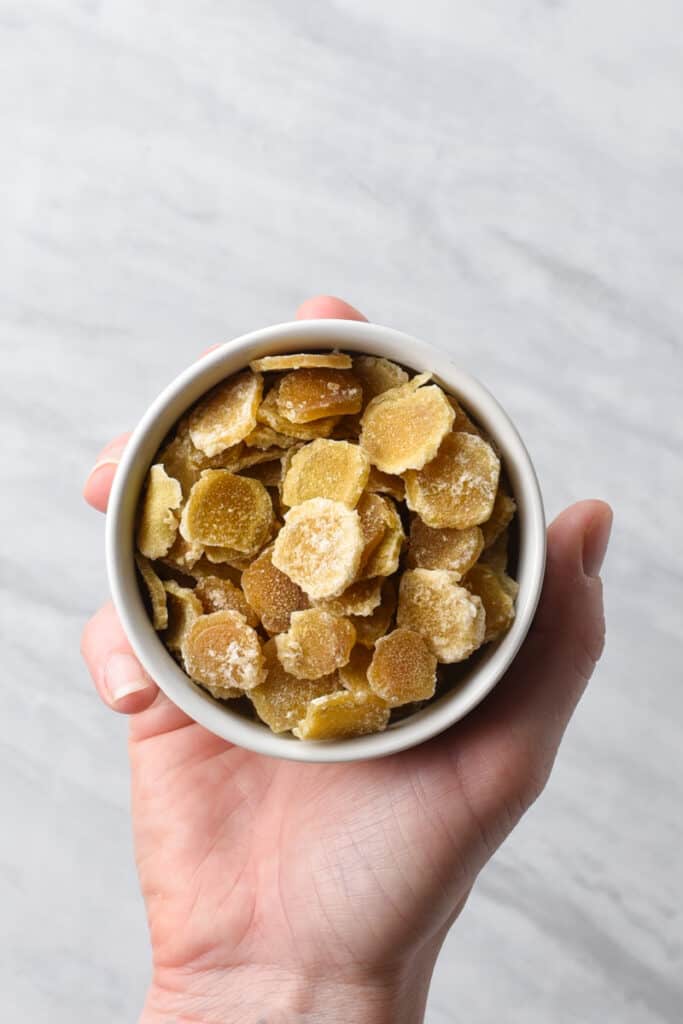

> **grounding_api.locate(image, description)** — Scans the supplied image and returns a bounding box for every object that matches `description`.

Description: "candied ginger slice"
[479,528,510,574]
[276,368,363,423]
[367,628,437,707]
[446,395,482,436]
[352,356,408,406]
[464,564,517,642]
[316,577,383,618]
[481,487,516,548]
[282,439,370,508]
[293,690,390,740]
[397,568,485,663]
[135,554,168,630]
[244,424,298,449]
[360,497,405,579]
[180,470,273,554]
[249,640,339,733]
[338,645,373,695]
[404,432,500,530]
[275,609,356,680]
[272,497,363,601]
[159,432,202,499]
[188,371,263,457]
[365,465,405,501]
[360,382,454,474]
[250,351,352,372]
[163,580,203,652]
[181,610,265,691]
[194,575,258,627]
[407,520,484,579]
[356,492,390,570]
[136,464,182,559]
[257,387,339,440]
[241,544,310,634]
[351,579,397,648]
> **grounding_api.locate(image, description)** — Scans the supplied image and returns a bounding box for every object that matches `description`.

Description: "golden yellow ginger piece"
[135,554,168,630]
[361,498,405,579]
[316,577,383,618]
[240,458,283,489]
[464,564,518,642]
[272,497,363,601]
[407,520,484,579]
[163,580,203,652]
[160,534,204,573]
[243,424,298,449]
[180,470,273,555]
[276,368,363,424]
[338,645,373,695]
[479,528,509,574]
[250,351,352,372]
[367,628,437,706]
[249,640,339,733]
[355,492,389,570]
[234,447,289,472]
[136,464,183,559]
[241,545,310,634]
[275,609,356,680]
[481,487,516,548]
[351,579,397,648]
[281,439,370,508]
[159,431,202,498]
[181,610,265,691]
[365,465,405,502]
[360,381,454,474]
[353,355,409,406]
[189,557,243,586]
[397,568,485,663]
[189,371,263,456]
[257,386,339,440]
[293,690,390,740]
[404,432,500,530]
[194,576,258,627]
[446,395,482,435]
[203,546,254,570]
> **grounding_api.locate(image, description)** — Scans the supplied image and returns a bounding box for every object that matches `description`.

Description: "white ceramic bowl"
[106,319,545,762]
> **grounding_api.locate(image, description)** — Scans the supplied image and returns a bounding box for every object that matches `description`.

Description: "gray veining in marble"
[1,2,682,1021]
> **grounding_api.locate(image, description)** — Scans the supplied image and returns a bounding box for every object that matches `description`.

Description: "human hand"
[81,296,611,1024]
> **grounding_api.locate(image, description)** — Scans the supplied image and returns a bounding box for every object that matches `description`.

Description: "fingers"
[296,295,368,321]
[81,602,159,714]
[83,433,130,512]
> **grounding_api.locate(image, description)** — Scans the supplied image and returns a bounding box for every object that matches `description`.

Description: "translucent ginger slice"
[481,487,516,549]
[353,355,408,406]
[135,554,168,630]
[160,534,204,573]
[249,640,339,733]
[351,579,397,648]
[365,465,405,502]
[275,609,356,680]
[407,520,484,579]
[276,368,363,424]
[244,423,298,450]
[479,528,509,574]
[397,568,485,663]
[367,628,437,707]
[250,351,352,372]
[136,464,183,559]
[163,580,203,652]
[293,690,390,740]
[338,645,373,695]
[360,497,405,579]
[315,577,383,618]
[464,564,518,642]
[404,432,500,530]
[194,575,258,627]
[241,544,310,634]
[281,439,370,508]
[257,386,339,440]
[181,610,265,691]
[234,447,288,471]
[180,470,273,554]
[360,381,454,474]
[356,492,390,570]
[446,395,482,436]
[159,432,202,498]
[203,545,254,570]
[272,497,363,601]
[189,371,263,456]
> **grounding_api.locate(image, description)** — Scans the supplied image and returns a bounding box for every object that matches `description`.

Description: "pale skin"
[81,296,612,1024]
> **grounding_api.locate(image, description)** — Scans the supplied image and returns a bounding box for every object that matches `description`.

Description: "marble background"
[2,2,681,1021]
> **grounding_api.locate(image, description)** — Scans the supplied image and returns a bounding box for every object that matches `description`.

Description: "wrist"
[140,959,433,1024]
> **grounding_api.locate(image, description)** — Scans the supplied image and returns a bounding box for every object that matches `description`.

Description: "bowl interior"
[106,319,545,762]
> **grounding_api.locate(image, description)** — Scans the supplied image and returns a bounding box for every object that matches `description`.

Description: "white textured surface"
[1,2,682,1021]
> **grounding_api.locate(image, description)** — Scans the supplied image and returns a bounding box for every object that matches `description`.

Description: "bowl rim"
[106,318,546,762]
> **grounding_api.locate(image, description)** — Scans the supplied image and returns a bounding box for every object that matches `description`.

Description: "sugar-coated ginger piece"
[160,533,204,573]
[243,424,299,449]
[189,556,243,586]
[272,497,363,600]
[181,610,265,691]
[234,447,288,472]
[135,554,168,630]
[163,580,203,652]
[356,492,391,570]
[397,568,485,663]
[352,356,409,406]
[367,628,437,707]
[404,432,500,530]
[203,545,254,570]
[136,464,183,559]
[194,575,258,627]
[351,579,397,648]
[338,645,373,695]
[180,470,273,554]
[316,577,383,618]
[479,528,509,574]
[407,520,484,579]
[241,544,309,634]
[446,394,482,436]
[249,640,339,733]
[360,497,405,579]
[481,486,516,548]
[293,690,390,740]
[257,386,340,440]
[250,351,352,372]
[159,431,202,498]
[365,465,405,502]
[276,368,363,424]
[281,439,370,508]
[360,380,454,474]
[189,371,263,456]
[275,609,356,680]
[464,564,518,642]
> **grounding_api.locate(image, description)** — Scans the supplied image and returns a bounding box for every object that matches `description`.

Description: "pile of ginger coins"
[134,350,519,741]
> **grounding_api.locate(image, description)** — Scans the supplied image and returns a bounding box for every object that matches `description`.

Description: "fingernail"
[582,506,613,577]
[103,652,153,703]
